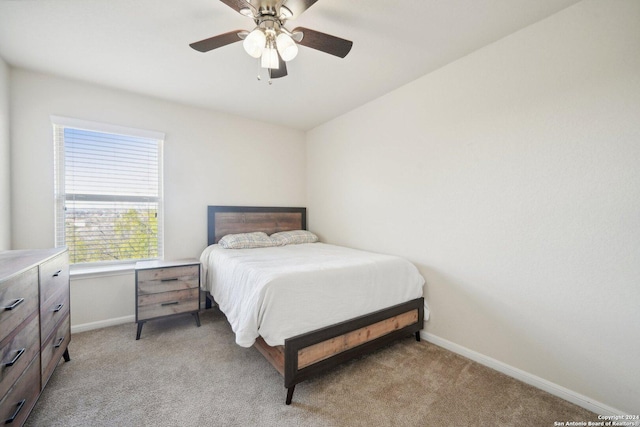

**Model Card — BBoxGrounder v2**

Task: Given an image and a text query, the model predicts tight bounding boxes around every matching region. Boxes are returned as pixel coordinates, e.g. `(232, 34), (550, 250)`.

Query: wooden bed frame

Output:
(206, 206), (425, 405)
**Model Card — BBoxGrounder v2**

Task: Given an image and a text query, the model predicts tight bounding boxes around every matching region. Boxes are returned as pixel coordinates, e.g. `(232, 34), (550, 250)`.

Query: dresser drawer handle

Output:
(4, 348), (26, 367)
(5, 398), (26, 424)
(161, 301), (179, 306)
(2, 298), (24, 311)
(53, 303), (65, 312)
(160, 278), (179, 282)
(54, 336), (65, 348)
(52, 269), (63, 277)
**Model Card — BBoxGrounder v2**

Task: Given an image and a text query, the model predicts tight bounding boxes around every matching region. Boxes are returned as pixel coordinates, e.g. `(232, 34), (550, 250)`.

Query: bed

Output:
(202, 206), (426, 404)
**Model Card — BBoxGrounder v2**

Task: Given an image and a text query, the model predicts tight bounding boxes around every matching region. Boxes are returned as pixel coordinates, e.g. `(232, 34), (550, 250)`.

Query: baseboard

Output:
(71, 315), (135, 334)
(420, 331), (626, 416)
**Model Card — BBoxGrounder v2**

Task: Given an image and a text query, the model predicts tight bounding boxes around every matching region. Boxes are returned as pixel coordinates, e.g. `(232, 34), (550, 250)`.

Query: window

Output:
(53, 116), (164, 266)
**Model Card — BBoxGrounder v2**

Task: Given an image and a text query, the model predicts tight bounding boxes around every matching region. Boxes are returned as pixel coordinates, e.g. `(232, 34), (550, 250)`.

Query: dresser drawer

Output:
(0, 267), (39, 344)
(0, 354), (39, 427)
(40, 288), (70, 345)
(137, 265), (199, 295)
(41, 314), (70, 389)
(137, 288), (199, 321)
(39, 251), (69, 308)
(0, 313), (40, 398)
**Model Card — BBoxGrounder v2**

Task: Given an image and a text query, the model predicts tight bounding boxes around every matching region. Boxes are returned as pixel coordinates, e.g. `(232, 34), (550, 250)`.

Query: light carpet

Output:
(25, 308), (596, 426)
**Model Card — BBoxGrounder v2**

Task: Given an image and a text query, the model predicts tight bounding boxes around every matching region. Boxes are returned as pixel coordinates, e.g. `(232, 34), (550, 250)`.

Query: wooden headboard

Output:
(207, 206), (307, 246)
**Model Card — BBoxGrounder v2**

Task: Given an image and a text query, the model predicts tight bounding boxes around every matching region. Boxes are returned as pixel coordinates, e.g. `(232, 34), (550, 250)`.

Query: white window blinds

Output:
(53, 116), (164, 265)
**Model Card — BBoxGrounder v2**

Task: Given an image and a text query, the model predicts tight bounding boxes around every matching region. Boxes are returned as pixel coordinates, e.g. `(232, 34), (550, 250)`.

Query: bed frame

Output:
(206, 206), (424, 405)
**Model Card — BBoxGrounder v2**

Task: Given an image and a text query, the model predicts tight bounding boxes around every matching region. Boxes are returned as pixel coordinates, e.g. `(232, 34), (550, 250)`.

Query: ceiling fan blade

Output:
(293, 27), (353, 58)
(219, 0), (252, 14)
(282, 0), (319, 19)
(189, 30), (245, 52)
(269, 53), (288, 79)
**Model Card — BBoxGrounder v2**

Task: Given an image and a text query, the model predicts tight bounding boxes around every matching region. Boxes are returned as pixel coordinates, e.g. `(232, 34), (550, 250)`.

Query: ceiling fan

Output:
(189, 0), (353, 82)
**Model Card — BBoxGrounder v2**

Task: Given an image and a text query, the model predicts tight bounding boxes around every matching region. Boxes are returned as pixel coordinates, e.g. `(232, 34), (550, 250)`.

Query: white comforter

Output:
(200, 243), (426, 347)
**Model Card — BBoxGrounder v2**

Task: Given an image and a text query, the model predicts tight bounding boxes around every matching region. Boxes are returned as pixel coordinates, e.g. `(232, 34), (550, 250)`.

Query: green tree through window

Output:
(112, 209), (159, 261)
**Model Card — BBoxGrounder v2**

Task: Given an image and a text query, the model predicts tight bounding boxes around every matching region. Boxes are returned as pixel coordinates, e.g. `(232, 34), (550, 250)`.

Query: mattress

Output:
(200, 242), (426, 347)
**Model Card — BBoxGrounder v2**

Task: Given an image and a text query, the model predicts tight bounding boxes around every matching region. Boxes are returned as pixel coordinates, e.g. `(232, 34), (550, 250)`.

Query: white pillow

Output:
(218, 232), (276, 249)
(270, 230), (319, 246)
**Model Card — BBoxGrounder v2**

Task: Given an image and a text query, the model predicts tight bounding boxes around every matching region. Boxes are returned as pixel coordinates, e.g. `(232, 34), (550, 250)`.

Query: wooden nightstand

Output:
(135, 259), (201, 340)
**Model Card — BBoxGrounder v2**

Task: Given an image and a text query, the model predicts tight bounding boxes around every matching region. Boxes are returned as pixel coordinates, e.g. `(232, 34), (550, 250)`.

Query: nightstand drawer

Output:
(0, 314), (40, 398)
(137, 288), (199, 321)
(137, 265), (199, 295)
(0, 267), (39, 344)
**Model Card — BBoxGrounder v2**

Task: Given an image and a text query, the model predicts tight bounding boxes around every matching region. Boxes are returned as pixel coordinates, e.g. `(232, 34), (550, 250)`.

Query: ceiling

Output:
(0, 0), (580, 131)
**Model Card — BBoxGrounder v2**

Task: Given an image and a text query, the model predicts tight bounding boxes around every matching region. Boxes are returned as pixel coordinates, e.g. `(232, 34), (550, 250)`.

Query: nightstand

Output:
(135, 259), (201, 340)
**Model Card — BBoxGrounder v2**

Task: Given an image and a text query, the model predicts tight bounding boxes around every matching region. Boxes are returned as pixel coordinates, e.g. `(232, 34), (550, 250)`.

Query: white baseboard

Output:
(71, 315), (135, 334)
(420, 331), (626, 416)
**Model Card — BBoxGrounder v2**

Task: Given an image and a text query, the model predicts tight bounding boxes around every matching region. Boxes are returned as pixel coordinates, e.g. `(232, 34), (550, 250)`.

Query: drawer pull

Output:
(53, 303), (65, 312)
(4, 348), (26, 367)
(54, 336), (65, 348)
(161, 301), (179, 306)
(160, 278), (179, 282)
(2, 298), (24, 311)
(5, 399), (26, 424)
(52, 269), (63, 277)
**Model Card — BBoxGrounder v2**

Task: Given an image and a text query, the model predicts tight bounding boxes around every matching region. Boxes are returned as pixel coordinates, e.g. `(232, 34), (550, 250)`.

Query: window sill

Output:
(70, 263), (137, 279)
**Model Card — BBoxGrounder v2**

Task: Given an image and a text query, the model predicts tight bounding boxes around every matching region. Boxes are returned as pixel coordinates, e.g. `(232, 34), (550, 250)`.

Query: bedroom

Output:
(0, 0), (638, 424)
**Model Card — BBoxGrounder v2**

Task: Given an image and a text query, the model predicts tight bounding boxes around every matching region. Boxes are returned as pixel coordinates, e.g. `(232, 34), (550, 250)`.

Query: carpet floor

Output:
(25, 308), (596, 426)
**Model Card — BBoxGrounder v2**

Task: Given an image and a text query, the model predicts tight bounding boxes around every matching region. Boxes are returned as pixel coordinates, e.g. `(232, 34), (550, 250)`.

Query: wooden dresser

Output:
(0, 248), (70, 426)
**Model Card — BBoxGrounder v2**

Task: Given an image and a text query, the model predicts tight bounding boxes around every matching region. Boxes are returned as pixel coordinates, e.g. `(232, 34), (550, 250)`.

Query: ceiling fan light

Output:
(261, 47), (279, 69)
(280, 6), (293, 19)
(276, 32), (298, 61)
(243, 29), (266, 58)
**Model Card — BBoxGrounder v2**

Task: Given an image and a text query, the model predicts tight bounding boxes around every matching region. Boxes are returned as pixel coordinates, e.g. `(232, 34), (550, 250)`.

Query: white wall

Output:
(10, 68), (306, 327)
(306, 0), (639, 415)
(0, 56), (9, 250)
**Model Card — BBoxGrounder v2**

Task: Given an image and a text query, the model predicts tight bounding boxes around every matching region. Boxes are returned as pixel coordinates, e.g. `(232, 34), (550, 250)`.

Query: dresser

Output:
(0, 248), (70, 426)
(135, 259), (201, 340)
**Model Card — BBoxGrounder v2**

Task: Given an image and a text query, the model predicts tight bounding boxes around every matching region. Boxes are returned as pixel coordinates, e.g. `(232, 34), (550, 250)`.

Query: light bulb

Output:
(261, 46), (279, 69)
(276, 32), (298, 62)
(243, 29), (265, 58)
